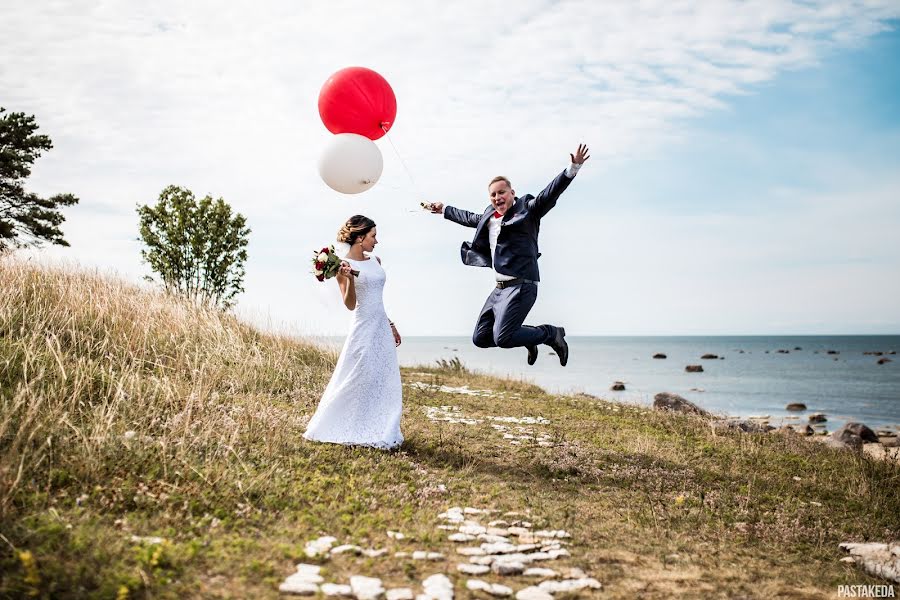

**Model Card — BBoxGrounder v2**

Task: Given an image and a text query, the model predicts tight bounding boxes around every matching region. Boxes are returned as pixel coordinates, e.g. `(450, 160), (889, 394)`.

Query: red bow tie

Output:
(493, 211), (503, 219)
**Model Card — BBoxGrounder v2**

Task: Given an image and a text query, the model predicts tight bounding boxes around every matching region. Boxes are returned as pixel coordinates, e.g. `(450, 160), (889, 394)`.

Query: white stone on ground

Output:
(320, 583), (353, 597)
(547, 549), (570, 559)
(464, 507), (490, 514)
(387, 531), (406, 540)
(422, 573), (454, 600)
(515, 587), (553, 600)
(538, 578), (602, 593)
(839, 542), (900, 583)
(437, 525), (459, 531)
(491, 561), (525, 575)
(563, 567), (586, 579)
(350, 575), (386, 600)
(305, 536), (338, 558)
(470, 556), (494, 565)
(523, 568), (557, 578)
(488, 520), (510, 527)
(130, 535), (166, 545)
(459, 524), (487, 535)
(457, 563), (490, 575)
(477, 534), (510, 543)
(288, 564), (324, 584)
(395, 552), (410, 558)
(385, 588), (414, 600)
(533, 530), (570, 539)
(362, 548), (388, 558)
(506, 527), (530, 536)
(279, 574), (319, 595)
(457, 547), (486, 556)
(466, 580), (513, 597)
(523, 552), (551, 562)
(331, 544), (362, 555)
(412, 551), (445, 561)
(448, 533), (476, 542)
(481, 542), (517, 554)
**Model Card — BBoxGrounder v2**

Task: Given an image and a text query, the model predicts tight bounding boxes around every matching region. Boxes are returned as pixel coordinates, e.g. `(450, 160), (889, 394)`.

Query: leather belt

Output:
(496, 278), (536, 289)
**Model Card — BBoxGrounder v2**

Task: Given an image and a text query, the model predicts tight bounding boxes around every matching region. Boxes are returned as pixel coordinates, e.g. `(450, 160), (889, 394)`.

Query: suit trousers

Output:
(472, 282), (555, 349)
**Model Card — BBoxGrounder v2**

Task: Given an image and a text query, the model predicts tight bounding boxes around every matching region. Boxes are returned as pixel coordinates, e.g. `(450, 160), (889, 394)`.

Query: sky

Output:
(3, 1), (900, 337)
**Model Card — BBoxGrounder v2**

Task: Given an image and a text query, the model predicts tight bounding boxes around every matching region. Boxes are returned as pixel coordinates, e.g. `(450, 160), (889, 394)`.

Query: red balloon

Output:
(318, 67), (397, 140)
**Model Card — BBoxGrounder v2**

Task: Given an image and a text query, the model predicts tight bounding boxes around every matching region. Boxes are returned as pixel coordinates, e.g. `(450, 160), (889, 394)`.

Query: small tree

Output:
(137, 185), (250, 309)
(0, 107), (79, 252)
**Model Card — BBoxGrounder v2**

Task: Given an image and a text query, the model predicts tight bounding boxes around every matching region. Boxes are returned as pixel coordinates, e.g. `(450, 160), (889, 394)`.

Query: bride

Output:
(304, 215), (404, 449)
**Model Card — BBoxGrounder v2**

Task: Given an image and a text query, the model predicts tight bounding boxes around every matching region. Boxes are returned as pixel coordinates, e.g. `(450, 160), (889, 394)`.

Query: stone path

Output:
(278, 506), (601, 598)
(421, 404), (555, 448)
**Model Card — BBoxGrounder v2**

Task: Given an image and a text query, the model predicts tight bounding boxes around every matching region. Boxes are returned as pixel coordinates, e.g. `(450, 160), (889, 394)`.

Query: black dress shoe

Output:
(527, 345), (538, 366)
(548, 327), (568, 367)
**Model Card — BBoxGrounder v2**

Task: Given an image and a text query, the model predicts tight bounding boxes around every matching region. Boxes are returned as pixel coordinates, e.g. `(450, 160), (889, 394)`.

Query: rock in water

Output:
(808, 413), (827, 423)
(832, 423), (879, 449)
(701, 353), (718, 359)
(785, 403), (807, 411)
(653, 393), (710, 417)
(610, 381), (625, 391)
(653, 353), (667, 359)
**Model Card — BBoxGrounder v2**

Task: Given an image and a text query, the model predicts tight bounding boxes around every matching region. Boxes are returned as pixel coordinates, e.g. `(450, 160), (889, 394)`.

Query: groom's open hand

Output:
(570, 143), (590, 165)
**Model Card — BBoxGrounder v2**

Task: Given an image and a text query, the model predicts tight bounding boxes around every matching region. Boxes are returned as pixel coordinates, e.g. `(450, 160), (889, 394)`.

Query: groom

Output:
(428, 144), (589, 366)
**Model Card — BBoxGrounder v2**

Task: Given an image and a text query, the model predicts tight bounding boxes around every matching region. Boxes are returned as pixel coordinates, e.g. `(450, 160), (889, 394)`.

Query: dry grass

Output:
(1, 257), (898, 599)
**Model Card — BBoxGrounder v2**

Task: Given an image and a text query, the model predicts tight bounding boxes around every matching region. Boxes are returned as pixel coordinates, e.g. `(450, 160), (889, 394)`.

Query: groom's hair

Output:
(337, 215), (376, 245)
(488, 176), (511, 189)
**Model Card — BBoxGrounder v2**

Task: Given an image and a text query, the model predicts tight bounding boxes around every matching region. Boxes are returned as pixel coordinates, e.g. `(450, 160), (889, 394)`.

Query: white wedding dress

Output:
(304, 255), (404, 449)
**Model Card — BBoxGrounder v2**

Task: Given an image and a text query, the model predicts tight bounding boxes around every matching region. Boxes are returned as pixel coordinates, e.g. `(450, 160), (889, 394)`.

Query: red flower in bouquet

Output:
(312, 245), (359, 281)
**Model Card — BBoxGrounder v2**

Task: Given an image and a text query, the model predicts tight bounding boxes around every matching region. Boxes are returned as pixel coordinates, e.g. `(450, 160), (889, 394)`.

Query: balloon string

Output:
(381, 125), (423, 205)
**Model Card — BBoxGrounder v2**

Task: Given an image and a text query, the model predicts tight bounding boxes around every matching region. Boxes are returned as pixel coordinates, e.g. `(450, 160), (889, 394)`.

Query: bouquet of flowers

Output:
(312, 246), (359, 282)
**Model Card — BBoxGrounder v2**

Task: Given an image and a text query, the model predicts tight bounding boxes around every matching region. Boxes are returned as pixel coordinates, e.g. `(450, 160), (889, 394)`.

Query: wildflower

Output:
(19, 550), (40, 595)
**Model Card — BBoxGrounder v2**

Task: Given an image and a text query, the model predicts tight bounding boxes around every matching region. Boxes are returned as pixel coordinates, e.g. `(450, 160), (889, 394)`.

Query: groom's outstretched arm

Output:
(428, 202), (481, 228)
(527, 143), (590, 220)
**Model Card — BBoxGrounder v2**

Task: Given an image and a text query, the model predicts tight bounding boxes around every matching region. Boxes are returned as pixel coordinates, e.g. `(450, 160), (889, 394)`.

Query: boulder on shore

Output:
(831, 422), (879, 449)
(785, 403), (807, 411)
(653, 393), (710, 417)
(808, 413), (827, 423)
(685, 365), (704, 373)
(652, 353), (667, 359)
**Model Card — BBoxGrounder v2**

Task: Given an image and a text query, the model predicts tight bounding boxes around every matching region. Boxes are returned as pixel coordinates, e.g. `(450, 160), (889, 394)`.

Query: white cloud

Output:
(4, 0), (899, 335)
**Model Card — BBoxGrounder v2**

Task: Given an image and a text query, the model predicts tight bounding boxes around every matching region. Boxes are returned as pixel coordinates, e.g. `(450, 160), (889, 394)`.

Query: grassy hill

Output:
(1, 258), (897, 599)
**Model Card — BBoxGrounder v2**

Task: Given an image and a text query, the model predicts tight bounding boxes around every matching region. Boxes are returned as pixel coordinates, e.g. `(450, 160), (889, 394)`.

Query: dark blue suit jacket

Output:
(443, 169), (574, 282)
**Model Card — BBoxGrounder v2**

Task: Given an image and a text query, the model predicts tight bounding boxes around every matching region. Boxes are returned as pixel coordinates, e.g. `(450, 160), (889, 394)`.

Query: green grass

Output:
(1, 257), (898, 599)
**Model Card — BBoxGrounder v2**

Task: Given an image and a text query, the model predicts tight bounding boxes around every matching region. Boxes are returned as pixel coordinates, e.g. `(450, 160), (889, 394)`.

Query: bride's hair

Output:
(337, 215), (376, 245)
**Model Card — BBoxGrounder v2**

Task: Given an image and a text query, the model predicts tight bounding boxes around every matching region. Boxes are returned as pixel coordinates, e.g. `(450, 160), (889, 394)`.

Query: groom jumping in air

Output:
(428, 144), (589, 367)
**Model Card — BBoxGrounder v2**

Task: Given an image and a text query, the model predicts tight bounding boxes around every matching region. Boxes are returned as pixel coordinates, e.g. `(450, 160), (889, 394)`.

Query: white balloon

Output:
(318, 133), (383, 194)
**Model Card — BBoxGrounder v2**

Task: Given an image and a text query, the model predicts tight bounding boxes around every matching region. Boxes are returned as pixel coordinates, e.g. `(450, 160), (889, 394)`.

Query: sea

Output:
(375, 335), (900, 433)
